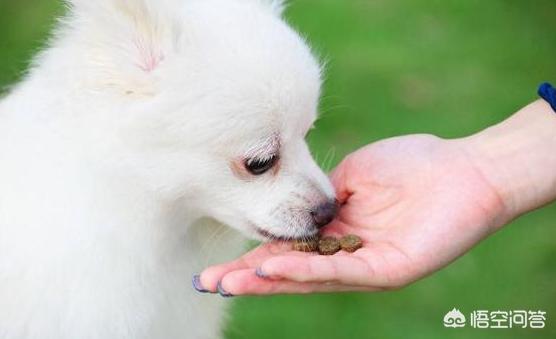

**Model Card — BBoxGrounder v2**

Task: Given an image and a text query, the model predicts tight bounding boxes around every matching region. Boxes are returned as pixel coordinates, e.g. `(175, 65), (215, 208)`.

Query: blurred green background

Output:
(1, 0), (555, 338)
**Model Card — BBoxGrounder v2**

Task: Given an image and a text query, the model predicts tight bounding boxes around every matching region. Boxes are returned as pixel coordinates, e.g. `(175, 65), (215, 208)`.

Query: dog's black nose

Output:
(311, 200), (338, 228)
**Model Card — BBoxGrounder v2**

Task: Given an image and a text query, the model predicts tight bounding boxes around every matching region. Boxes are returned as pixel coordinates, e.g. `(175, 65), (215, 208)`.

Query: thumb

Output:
(330, 155), (356, 204)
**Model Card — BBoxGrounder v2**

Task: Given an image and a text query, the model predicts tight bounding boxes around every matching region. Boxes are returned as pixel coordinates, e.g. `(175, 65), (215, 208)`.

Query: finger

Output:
(258, 252), (378, 286)
(199, 242), (316, 292)
(218, 268), (382, 296)
(199, 257), (251, 292)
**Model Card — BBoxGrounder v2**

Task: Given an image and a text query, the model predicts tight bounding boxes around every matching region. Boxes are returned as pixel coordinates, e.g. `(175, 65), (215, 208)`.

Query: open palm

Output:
(198, 135), (507, 295)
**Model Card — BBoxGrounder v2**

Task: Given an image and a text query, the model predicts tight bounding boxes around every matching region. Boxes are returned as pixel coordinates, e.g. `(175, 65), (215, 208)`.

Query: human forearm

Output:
(459, 100), (556, 223)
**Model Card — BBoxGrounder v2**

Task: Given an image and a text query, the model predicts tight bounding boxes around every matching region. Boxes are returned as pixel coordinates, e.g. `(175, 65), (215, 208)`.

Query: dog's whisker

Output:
(202, 227), (235, 267)
(322, 146), (337, 172)
(199, 222), (228, 254)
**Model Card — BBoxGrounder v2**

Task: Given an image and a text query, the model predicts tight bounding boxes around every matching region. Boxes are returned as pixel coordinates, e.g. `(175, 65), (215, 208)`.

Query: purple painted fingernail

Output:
(192, 275), (209, 293)
(217, 281), (234, 298)
(255, 267), (268, 279)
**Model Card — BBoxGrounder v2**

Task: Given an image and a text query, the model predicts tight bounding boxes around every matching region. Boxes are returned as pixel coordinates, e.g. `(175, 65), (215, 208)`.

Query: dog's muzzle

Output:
(311, 200), (338, 228)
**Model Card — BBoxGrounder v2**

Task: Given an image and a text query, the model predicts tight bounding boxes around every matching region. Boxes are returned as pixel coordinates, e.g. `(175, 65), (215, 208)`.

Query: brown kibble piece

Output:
(340, 234), (363, 252)
(292, 238), (319, 252)
(318, 236), (341, 255)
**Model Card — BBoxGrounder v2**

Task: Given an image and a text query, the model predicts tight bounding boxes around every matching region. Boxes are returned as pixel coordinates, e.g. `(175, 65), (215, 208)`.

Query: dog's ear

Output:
(64, 0), (182, 95)
(257, 0), (287, 16)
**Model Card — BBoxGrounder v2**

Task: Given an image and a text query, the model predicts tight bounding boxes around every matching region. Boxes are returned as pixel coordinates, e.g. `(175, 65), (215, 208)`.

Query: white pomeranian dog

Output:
(0, 0), (337, 338)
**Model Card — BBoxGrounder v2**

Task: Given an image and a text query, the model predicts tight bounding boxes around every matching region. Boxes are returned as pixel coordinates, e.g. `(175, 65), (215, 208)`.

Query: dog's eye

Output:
(244, 155), (278, 175)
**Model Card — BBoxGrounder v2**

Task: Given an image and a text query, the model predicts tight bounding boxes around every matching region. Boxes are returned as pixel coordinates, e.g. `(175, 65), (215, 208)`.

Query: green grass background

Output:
(1, 1), (555, 338)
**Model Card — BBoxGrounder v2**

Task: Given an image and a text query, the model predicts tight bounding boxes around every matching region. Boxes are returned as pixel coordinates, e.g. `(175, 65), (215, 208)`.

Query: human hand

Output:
(196, 134), (511, 296)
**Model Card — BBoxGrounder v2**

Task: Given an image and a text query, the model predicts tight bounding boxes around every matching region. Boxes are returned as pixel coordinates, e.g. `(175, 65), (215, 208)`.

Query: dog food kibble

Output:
(291, 234), (363, 255)
(292, 238), (319, 252)
(340, 234), (363, 252)
(318, 236), (341, 255)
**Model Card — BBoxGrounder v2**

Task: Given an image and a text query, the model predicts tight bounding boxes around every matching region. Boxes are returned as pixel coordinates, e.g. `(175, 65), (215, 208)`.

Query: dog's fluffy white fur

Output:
(0, 0), (335, 338)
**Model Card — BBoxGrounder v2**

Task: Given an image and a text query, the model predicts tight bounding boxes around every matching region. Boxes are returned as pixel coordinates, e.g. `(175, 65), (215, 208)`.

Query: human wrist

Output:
(456, 100), (556, 223)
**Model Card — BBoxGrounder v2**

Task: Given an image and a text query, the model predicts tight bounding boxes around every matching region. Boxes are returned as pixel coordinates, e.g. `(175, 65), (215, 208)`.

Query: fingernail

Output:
(255, 267), (268, 279)
(217, 281), (234, 298)
(192, 275), (209, 293)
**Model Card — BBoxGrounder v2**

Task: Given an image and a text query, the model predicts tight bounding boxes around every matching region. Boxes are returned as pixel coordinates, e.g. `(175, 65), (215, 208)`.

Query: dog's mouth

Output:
(253, 224), (319, 242)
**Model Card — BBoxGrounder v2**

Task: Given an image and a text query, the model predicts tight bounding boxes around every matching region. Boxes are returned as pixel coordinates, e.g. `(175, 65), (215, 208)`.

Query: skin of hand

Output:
(198, 100), (556, 296)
